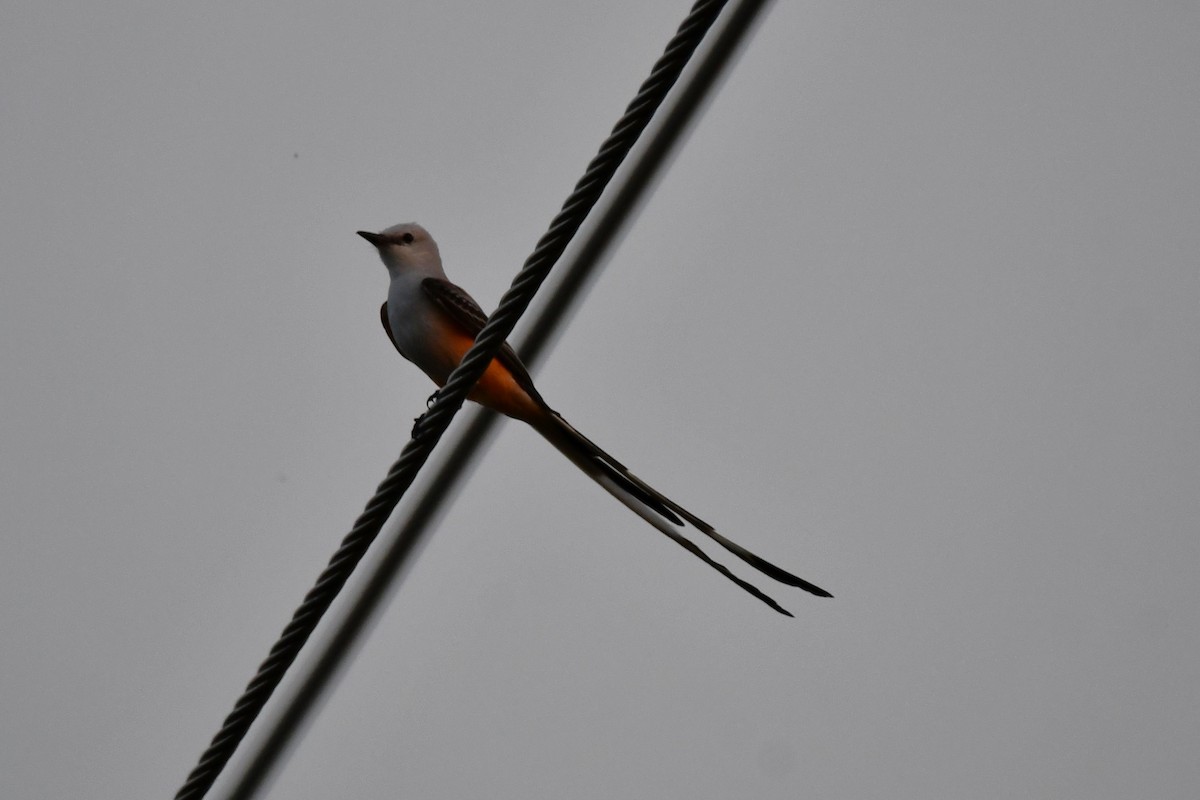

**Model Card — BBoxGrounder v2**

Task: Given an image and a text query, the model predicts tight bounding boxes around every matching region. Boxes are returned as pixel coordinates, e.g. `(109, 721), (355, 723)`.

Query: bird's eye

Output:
(401, 232), (414, 244)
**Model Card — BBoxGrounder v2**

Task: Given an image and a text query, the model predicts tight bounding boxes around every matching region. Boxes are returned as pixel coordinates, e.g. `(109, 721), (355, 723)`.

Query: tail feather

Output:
(592, 473), (793, 617)
(538, 411), (832, 612)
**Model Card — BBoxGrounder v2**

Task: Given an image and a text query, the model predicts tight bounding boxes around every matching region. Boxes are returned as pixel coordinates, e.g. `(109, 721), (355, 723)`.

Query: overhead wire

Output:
(172, 1), (751, 797)
(222, 0), (774, 797)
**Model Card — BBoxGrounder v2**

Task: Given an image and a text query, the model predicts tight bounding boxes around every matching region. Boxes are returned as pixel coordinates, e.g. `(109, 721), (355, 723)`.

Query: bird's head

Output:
(357, 222), (442, 276)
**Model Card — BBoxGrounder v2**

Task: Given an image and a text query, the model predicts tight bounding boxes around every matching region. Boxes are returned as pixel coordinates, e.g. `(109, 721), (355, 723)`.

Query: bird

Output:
(358, 222), (831, 615)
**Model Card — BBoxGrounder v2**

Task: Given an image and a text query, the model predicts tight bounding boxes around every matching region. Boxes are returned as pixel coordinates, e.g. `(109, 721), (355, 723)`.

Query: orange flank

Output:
(439, 327), (545, 425)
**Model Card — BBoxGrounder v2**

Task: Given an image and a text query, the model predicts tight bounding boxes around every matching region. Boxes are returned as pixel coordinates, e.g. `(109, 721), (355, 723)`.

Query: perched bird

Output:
(359, 222), (831, 615)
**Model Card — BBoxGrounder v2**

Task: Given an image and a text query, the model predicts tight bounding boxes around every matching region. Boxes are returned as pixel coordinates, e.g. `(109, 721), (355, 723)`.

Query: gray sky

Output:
(3, 1), (1198, 798)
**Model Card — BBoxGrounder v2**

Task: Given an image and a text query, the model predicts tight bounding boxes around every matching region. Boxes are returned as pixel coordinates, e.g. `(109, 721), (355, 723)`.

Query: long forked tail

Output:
(534, 411), (832, 616)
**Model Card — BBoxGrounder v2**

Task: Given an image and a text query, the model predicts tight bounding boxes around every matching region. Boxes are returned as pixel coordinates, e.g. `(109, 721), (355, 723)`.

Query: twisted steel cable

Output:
(223, 3), (773, 798)
(174, 1), (730, 797)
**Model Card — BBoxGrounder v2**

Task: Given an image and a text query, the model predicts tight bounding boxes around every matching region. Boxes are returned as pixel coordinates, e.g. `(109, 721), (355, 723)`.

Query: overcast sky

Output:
(2, 1), (1198, 798)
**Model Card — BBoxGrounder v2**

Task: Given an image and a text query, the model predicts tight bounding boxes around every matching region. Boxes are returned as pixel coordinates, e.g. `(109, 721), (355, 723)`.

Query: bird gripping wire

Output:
(173, 2), (733, 798)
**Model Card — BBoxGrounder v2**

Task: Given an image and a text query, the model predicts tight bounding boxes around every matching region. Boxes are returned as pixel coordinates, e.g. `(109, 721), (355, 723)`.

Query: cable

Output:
(220, 1), (775, 796)
(173, 2), (733, 797)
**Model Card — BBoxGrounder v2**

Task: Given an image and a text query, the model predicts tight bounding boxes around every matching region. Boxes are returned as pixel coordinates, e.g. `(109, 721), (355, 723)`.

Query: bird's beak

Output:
(357, 230), (385, 247)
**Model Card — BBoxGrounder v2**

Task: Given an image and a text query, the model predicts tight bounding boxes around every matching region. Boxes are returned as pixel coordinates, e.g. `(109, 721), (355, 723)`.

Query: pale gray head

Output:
(357, 222), (443, 276)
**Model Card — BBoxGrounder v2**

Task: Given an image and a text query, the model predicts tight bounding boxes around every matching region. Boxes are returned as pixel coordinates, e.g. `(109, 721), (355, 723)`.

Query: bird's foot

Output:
(425, 390), (440, 408)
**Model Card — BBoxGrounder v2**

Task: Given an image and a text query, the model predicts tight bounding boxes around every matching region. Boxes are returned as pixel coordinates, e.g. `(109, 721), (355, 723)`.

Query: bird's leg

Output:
(410, 390), (441, 439)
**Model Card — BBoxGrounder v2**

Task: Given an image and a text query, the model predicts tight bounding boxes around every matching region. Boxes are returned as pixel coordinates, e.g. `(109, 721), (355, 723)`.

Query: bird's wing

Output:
(379, 302), (407, 358)
(420, 277), (545, 404)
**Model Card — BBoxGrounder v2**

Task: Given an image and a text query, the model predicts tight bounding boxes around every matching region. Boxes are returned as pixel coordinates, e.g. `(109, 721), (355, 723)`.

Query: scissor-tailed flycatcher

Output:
(359, 222), (831, 615)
